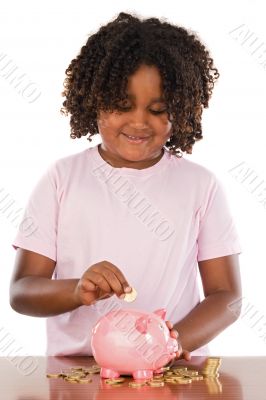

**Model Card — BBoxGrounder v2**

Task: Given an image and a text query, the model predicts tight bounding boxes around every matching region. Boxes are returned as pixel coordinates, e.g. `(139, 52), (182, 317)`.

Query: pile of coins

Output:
(47, 357), (222, 388)
(201, 357), (221, 378)
(101, 365), (204, 388)
(201, 357), (222, 394)
(46, 365), (100, 384)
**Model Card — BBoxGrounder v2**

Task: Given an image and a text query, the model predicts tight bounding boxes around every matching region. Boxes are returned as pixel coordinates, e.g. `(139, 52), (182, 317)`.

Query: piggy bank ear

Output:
(135, 316), (148, 334)
(153, 309), (166, 320)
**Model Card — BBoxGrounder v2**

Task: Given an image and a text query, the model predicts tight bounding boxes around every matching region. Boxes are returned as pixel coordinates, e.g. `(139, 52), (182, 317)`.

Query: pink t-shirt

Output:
(12, 144), (242, 356)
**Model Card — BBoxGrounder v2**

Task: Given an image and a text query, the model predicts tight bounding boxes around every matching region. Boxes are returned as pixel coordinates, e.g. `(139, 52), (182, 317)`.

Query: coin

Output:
(46, 373), (61, 378)
(129, 381), (146, 387)
(86, 366), (101, 374)
(111, 378), (126, 383)
(105, 379), (117, 385)
(161, 366), (170, 372)
(172, 367), (187, 371)
(105, 378), (126, 385)
(124, 287), (137, 302)
(182, 370), (198, 376)
(165, 371), (174, 376)
(148, 381), (165, 387)
(190, 375), (204, 381)
(79, 378), (92, 383)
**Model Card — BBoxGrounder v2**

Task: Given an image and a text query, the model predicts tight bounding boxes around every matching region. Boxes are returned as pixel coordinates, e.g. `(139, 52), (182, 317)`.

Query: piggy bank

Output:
(91, 308), (178, 380)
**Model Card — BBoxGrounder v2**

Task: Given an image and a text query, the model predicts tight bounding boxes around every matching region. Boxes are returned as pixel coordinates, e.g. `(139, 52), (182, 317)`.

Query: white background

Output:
(1, 0), (266, 357)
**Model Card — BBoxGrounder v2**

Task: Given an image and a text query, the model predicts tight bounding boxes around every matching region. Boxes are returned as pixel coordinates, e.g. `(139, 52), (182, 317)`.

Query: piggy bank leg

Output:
(132, 370), (153, 380)
(100, 367), (120, 379)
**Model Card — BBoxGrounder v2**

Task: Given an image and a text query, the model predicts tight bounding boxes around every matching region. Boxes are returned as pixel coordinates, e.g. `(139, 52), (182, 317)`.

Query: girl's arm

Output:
(10, 249), (131, 317)
(173, 254), (242, 351)
(9, 248), (84, 317)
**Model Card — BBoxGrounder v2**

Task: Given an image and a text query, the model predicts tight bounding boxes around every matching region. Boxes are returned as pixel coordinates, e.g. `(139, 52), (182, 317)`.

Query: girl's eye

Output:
(117, 106), (131, 111)
(150, 109), (167, 115)
(116, 106), (167, 115)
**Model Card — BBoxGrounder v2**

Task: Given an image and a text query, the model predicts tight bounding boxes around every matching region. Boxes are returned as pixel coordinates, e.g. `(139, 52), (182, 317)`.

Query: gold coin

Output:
(87, 368), (100, 374)
(105, 379), (117, 385)
(129, 381), (146, 387)
(203, 373), (220, 378)
(65, 378), (79, 383)
(124, 287), (137, 302)
(46, 373), (61, 378)
(175, 378), (192, 384)
(78, 378), (92, 383)
(71, 372), (86, 378)
(110, 378), (126, 383)
(148, 381), (165, 387)
(190, 376), (204, 381)
(184, 370), (198, 376)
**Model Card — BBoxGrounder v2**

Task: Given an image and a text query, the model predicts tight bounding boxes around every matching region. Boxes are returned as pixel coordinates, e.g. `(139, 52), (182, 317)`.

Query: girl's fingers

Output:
(100, 267), (126, 297)
(80, 279), (97, 292)
(170, 329), (178, 339)
(103, 261), (132, 294)
(165, 321), (179, 338)
(182, 350), (191, 361)
(165, 320), (173, 329)
(175, 349), (191, 361)
(82, 271), (112, 293)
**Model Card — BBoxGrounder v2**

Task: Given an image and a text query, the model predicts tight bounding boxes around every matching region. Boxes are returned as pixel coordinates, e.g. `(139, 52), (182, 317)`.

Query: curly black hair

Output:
(60, 11), (220, 157)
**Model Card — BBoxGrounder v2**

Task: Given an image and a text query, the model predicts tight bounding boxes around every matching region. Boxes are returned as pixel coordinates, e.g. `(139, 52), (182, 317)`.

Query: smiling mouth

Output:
(121, 132), (151, 143)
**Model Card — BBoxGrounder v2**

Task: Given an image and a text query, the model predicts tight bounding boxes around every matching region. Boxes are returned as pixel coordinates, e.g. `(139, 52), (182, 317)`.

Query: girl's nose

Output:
(128, 108), (149, 127)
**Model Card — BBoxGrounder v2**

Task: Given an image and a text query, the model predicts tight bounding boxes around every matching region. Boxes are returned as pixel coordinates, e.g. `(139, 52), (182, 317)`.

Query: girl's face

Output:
(97, 64), (173, 169)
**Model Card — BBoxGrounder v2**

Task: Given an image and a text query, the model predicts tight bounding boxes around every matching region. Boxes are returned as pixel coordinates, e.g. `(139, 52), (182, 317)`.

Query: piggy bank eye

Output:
(159, 324), (164, 330)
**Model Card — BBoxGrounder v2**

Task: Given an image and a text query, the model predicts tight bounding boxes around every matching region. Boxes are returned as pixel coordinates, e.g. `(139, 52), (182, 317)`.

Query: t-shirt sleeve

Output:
(197, 174), (242, 262)
(11, 163), (59, 261)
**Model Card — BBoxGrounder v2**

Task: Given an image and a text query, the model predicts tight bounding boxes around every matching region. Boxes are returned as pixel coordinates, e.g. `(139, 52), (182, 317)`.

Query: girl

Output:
(10, 11), (242, 359)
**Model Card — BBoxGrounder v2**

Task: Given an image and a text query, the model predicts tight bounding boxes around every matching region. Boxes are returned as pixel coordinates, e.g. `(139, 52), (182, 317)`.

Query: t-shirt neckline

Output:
(90, 143), (170, 176)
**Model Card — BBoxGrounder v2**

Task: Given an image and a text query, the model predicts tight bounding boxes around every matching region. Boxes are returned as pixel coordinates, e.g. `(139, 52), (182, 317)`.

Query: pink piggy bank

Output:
(91, 308), (178, 380)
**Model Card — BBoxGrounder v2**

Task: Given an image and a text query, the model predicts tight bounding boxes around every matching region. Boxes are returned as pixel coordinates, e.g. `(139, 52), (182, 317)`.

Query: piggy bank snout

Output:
(167, 337), (179, 353)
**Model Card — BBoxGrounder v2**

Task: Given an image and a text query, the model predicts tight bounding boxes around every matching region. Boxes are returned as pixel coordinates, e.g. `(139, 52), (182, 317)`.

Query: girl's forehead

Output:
(127, 64), (162, 85)
(123, 66), (165, 100)
(124, 93), (166, 104)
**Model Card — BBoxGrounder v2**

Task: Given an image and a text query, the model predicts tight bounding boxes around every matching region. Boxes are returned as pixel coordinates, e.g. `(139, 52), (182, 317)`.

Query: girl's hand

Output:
(74, 260), (132, 306)
(165, 320), (191, 361)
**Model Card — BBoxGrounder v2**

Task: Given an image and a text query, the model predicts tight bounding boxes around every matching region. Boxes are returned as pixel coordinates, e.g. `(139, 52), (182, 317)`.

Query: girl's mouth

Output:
(121, 133), (150, 144)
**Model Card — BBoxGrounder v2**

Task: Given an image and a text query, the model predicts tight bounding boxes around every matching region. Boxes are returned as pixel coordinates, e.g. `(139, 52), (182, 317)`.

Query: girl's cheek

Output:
(100, 113), (124, 130)
(97, 116), (108, 129)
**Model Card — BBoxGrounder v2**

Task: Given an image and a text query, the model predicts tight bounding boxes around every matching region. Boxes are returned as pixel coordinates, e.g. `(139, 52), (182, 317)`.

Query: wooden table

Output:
(1, 356), (265, 399)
